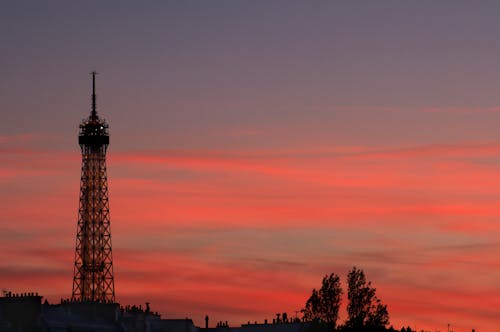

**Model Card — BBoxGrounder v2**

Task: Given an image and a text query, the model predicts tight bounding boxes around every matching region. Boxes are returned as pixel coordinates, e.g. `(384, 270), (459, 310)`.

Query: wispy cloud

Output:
(334, 105), (500, 114)
(2, 141), (500, 330)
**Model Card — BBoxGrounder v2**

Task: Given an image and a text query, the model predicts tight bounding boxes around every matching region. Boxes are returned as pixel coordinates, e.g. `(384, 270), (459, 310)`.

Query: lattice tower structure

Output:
(72, 72), (115, 302)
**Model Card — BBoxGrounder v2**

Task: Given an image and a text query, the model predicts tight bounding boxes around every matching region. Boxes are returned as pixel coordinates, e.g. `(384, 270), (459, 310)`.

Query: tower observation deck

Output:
(72, 71), (115, 302)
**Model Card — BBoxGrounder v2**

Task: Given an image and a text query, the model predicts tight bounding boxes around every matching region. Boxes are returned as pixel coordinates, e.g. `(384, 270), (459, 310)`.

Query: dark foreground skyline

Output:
(1, 2), (500, 331)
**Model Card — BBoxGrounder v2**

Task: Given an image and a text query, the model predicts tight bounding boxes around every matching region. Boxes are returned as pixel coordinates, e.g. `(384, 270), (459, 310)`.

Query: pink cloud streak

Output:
(2, 140), (500, 330)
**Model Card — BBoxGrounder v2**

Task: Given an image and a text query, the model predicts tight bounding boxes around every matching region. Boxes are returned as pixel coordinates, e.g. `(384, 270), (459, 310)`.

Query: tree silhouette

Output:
(302, 273), (342, 331)
(345, 267), (389, 330)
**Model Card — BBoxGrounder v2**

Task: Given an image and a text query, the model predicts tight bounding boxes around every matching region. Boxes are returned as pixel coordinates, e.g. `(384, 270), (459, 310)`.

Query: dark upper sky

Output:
(3, 1), (500, 149)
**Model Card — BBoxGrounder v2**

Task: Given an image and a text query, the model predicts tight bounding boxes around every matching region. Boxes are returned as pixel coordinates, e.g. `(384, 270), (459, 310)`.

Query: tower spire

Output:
(91, 71), (98, 120)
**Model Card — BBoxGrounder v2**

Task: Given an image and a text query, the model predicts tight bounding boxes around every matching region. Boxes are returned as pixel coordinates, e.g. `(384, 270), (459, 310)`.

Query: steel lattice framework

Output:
(72, 72), (115, 303)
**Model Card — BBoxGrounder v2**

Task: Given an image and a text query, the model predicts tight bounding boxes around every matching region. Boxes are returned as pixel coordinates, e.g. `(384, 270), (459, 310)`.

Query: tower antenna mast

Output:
(91, 71), (98, 120)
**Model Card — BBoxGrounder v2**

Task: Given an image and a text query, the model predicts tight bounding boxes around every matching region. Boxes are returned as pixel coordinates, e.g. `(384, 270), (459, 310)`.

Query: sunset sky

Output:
(2, 1), (500, 331)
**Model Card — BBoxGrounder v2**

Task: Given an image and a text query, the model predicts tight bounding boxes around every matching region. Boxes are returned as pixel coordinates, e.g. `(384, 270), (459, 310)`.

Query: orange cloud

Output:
(2, 141), (500, 330)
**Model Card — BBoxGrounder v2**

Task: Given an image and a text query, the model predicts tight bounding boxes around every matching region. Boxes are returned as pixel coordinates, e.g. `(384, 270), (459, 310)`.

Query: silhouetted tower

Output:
(72, 72), (115, 302)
